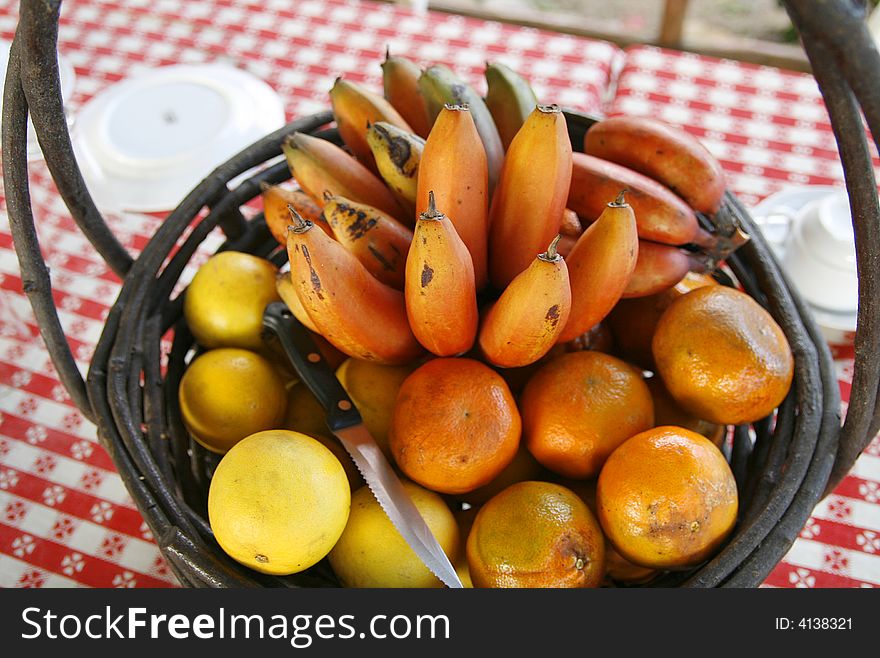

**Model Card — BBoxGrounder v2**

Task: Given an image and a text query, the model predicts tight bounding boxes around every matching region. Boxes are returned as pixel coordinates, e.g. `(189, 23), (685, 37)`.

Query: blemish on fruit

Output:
(301, 245), (324, 300)
(368, 244), (395, 271)
(255, 554), (269, 563)
(339, 203), (377, 240)
(421, 263), (434, 287)
(379, 126), (416, 175)
(545, 304), (560, 328)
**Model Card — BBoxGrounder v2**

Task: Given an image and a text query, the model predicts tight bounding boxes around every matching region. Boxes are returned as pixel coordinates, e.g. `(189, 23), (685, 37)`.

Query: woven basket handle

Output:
(1, 0), (243, 422)
(783, 0), (880, 494)
(2, 1), (115, 420)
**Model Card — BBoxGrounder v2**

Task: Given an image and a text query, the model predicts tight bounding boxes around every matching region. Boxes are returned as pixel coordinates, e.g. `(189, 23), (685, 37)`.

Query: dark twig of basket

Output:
(2, 36), (95, 418)
(784, 0), (880, 496)
(12, 0), (133, 277)
(0, 0), (873, 587)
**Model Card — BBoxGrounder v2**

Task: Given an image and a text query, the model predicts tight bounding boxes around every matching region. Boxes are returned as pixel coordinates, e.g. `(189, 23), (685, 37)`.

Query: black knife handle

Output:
(262, 301), (362, 432)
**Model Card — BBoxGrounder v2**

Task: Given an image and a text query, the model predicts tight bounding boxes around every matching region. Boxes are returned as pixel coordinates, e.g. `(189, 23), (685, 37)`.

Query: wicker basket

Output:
(3, 0), (879, 587)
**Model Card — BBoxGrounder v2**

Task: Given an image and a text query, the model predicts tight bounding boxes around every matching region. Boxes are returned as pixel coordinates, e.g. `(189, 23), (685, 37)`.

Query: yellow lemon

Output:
(184, 251), (280, 350)
(208, 430), (351, 575)
(328, 481), (460, 588)
(283, 380), (329, 437)
(335, 358), (417, 459)
(178, 348), (287, 454)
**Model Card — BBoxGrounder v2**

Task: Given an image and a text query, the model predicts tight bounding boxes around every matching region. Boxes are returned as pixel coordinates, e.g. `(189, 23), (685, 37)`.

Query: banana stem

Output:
(684, 226), (752, 275)
(420, 190), (445, 221)
(691, 226), (751, 269)
(686, 251), (714, 274)
(538, 234), (563, 262)
(287, 204), (313, 233)
(610, 189), (629, 207)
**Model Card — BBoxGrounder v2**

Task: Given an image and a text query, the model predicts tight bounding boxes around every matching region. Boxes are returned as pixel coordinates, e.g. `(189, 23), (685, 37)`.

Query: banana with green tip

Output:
(485, 61), (539, 150)
(418, 64), (504, 193)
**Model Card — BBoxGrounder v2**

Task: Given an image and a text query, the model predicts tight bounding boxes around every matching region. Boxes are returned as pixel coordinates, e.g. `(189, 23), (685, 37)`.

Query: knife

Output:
(261, 301), (463, 588)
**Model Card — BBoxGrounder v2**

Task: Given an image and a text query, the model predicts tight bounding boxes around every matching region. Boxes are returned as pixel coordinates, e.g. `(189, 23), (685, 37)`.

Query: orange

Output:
(605, 271), (716, 369)
(596, 426), (738, 569)
(652, 285), (794, 425)
(521, 351), (654, 479)
(466, 481), (605, 588)
(646, 376), (725, 448)
(389, 358), (521, 495)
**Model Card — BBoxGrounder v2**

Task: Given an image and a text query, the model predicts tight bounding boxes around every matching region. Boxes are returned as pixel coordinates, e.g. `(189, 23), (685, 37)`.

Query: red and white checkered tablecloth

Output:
(0, 0), (877, 588)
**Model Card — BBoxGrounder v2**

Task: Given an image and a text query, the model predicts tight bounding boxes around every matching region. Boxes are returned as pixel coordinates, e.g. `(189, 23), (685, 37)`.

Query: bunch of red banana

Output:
(262, 53), (742, 369)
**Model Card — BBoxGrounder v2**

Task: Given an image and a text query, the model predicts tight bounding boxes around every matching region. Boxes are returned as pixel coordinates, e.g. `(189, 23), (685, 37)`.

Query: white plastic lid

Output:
(0, 39), (77, 161)
(71, 63), (285, 212)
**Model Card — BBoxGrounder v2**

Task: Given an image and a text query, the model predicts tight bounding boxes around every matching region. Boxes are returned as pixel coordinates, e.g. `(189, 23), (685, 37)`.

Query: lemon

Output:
(183, 251), (280, 350)
(328, 481), (460, 588)
(283, 380), (329, 438)
(208, 430), (351, 576)
(178, 348), (287, 454)
(335, 358), (416, 459)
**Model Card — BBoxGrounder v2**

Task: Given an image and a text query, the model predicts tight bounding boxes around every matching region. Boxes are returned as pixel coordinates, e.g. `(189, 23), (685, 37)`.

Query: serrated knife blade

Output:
(262, 302), (463, 588)
(332, 423), (463, 588)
